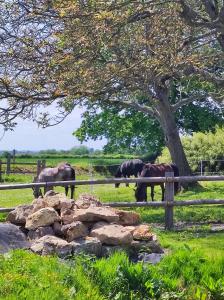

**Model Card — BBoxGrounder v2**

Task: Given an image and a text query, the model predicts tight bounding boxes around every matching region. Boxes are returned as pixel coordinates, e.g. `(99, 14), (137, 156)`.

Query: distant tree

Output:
(2, 151), (11, 159)
(70, 145), (90, 155)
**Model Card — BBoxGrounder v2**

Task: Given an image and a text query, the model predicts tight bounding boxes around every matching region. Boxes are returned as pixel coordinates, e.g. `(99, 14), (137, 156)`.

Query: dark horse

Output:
(33, 162), (76, 199)
(115, 159), (145, 188)
(135, 163), (179, 202)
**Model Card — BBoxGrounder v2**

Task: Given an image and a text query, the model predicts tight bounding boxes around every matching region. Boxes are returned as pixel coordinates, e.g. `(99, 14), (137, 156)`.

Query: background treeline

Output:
(0, 146), (136, 160)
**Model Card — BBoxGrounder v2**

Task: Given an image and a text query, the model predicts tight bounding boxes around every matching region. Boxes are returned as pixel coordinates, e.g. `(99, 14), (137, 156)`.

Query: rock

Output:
(44, 190), (57, 197)
(73, 207), (119, 223)
(30, 235), (72, 257)
(61, 222), (88, 242)
(59, 199), (75, 211)
(91, 221), (108, 229)
(101, 245), (125, 257)
(53, 222), (63, 237)
(138, 253), (164, 264)
(61, 208), (75, 225)
(32, 192), (75, 212)
(124, 226), (136, 234)
(32, 198), (46, 212)
(114, 209), (141, 226)
(70, 237), (102, 256)
(130, 240), (164, 254)
(0, 223), (30, 253)
(90, 223), (133, 245)
(6, 205), (34, 225)
(75, 194), (102, 209)
(44, 192), (75, 210)
(27, 226), (54, 240)
(25, 207), (60, 230)
(132, 224), (153, 241)
(42, 192), (61, 209)
(82, 221), (98, 230)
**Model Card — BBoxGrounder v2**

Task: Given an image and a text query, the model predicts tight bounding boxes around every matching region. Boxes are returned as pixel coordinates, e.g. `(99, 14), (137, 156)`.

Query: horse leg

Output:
(126, 176), (129, 187)
(161, 183), (165, 201)
(70, 185), (75, 199)
(65, 186), (69, 197)
(151, 185), (154, 202)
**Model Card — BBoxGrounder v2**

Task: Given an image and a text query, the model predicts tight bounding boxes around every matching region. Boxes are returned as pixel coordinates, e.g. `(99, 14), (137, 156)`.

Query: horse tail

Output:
(170, 163), (179, 194)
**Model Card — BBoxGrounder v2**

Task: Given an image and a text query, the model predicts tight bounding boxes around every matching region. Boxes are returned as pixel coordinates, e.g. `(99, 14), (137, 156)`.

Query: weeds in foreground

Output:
(0, 248), (224, 300)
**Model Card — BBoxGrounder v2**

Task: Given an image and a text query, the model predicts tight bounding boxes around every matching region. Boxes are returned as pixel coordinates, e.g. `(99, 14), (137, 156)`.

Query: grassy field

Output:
(0, 165), (224, 299)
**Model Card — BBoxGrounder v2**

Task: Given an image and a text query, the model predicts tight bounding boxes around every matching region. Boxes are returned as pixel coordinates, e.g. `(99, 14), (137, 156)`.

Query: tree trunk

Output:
(154, 85), (196, 188)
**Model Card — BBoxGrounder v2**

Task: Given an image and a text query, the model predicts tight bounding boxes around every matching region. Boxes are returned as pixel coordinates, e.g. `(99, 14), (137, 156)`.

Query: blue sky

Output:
(0, 107), (106, 151)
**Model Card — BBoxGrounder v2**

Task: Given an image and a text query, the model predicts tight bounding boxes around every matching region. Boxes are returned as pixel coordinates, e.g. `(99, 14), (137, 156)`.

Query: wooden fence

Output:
(1, 173), (224, 230)
(0, 159), (46, 180)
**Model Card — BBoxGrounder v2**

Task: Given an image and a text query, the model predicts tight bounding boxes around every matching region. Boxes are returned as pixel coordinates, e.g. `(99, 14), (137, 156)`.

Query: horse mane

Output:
(57, 162), (71, 170)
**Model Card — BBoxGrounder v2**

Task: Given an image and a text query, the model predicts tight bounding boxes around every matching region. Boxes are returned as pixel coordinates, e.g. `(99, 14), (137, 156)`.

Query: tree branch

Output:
(172, 94), (206, 112)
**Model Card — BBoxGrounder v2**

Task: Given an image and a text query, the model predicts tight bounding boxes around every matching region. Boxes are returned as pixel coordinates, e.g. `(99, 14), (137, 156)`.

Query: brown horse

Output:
(135, 163), (179, 202)
(33, 162), (76, 199)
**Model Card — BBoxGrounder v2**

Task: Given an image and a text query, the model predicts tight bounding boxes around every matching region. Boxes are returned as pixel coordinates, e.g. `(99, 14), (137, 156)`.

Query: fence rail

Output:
(0, 159), (46, 178)
(1, 174), (224, 230)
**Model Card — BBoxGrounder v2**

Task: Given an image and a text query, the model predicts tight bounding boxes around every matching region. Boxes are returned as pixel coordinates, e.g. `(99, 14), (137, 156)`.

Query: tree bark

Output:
(153, 85), (196, 188)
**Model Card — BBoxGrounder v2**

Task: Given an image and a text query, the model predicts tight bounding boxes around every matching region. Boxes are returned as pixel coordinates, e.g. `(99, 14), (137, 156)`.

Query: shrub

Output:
(157, 126), (224, 172)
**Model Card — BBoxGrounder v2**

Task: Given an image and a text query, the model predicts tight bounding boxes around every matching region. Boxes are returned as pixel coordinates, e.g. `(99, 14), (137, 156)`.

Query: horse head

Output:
(135, 183), (147, 202)
(114, 166), (122, 188)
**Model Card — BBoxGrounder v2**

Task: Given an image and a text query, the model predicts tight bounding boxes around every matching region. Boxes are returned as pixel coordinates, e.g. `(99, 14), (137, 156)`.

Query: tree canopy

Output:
(1, 0), (224, 176)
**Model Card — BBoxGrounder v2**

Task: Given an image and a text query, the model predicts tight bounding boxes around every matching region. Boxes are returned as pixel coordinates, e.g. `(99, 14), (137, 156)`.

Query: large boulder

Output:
(0, 223), (30, 253)
(30, 235), (72, 257)
(61, 221), (88, 242)
(70, 237), (102, 257)
(25, 208), (60, 230)
(90, 223), (133, 245)
(6, 205), (34, 225)
(73, 206), (119, 223)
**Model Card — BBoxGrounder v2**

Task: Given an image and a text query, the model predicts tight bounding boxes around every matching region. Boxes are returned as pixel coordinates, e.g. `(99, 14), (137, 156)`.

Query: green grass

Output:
(0, 248), (224, 300)
(0, 171), (224, 299)
(3, 157), (124, 169)
(1, 174), (224, 225)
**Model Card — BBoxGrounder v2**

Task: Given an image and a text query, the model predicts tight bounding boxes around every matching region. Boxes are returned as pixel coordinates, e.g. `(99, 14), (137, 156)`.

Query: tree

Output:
(70, 145), (91, 155)
(75, 86), (224, 154)
(48, 1), (224, 177)
(75, 105), (164, 155)
(1, 1), (224, 178)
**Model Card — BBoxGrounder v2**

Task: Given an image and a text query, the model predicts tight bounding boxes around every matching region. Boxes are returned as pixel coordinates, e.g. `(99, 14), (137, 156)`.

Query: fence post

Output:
(6, 156), (11, 175)
(37, 160), (42, 177)
(164, 171), (174, 230)
(0, 160), (2, 182)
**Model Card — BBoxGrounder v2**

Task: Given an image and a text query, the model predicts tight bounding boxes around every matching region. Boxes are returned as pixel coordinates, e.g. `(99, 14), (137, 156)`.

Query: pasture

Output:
(0, 159), (224, 299)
